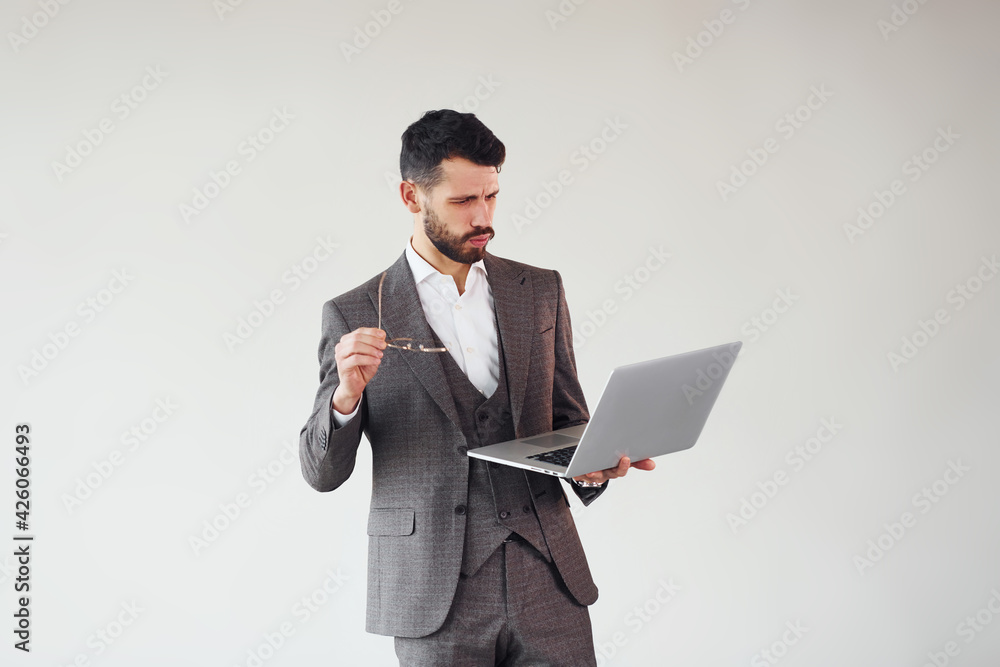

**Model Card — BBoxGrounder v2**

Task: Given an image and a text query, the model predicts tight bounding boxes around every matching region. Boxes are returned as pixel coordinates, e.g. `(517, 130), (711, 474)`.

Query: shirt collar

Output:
(405, 237), (488, 287)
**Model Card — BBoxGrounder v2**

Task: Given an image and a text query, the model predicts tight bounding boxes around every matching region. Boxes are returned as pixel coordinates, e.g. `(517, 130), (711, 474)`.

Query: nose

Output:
(471, 199), (491, 228)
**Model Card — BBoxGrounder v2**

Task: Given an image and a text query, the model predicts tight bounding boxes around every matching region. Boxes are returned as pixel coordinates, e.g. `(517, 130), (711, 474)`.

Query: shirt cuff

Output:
(331, 396), (360, 428)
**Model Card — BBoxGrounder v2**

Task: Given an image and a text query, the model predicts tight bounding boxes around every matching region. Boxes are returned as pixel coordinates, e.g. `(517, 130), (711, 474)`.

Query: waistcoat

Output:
(436, 318), (553, 576)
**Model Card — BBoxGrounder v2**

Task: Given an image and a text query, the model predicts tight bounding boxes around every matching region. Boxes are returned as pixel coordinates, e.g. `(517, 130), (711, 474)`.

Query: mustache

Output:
(464, 229), (495, 241)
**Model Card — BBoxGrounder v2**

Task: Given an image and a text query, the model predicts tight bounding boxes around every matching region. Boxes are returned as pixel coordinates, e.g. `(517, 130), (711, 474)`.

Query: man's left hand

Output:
(573, 456), (656, 485)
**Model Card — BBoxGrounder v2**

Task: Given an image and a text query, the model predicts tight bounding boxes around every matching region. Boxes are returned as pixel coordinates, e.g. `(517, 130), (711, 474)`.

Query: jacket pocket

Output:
(367, 508), (415, 536)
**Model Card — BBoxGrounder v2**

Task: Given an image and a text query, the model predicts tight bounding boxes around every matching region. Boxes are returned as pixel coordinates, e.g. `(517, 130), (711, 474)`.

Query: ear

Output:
(400, 181), (422, 214)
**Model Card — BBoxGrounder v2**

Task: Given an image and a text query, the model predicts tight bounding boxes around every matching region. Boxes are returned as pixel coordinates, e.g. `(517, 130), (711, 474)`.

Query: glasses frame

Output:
(378, 271), (450, 353)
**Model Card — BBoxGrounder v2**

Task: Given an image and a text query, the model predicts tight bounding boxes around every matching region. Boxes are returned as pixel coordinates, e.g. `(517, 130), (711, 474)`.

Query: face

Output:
(412, 157), (499, 265)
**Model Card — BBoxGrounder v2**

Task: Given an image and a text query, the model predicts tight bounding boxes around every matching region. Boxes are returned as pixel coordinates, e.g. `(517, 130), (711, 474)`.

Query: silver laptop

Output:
(467, 341), (742, 478)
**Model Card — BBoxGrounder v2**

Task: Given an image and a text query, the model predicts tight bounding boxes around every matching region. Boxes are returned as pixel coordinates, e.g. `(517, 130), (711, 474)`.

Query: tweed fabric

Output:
(299, 251), (605, 638)
(394, 539), (597, 666)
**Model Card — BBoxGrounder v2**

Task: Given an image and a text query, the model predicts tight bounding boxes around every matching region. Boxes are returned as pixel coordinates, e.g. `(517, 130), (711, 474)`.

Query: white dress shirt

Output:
(333, 238), (500, 425)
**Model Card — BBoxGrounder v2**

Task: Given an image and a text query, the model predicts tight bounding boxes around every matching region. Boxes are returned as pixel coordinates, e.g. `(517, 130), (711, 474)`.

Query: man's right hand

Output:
(331, 327), (386, 414)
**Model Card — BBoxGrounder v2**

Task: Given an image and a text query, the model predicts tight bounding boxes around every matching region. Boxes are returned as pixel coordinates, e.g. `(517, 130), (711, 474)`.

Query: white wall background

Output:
(2, 0), (998, 665)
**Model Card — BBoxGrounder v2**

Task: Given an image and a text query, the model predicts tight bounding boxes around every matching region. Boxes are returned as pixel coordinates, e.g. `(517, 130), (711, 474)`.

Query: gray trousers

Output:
(394, 538), (597, 666)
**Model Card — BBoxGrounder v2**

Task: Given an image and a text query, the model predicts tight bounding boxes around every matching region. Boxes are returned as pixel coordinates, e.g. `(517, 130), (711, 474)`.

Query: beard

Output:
(422, 205), (494, 265)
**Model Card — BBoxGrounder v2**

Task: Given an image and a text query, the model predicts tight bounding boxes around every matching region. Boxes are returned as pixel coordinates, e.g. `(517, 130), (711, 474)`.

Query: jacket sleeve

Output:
(550, 270), (609, 506)
(299, 299), (368, 492)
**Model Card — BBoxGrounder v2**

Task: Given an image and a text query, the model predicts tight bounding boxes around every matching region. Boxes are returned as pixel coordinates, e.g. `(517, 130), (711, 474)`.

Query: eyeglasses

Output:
(378, 271), (450, 353)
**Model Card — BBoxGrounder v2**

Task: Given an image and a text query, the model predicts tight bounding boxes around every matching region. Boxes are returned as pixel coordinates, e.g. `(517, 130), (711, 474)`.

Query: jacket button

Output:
(478, 414), (489, 421)
(455, 505), (466, 515)
(457, 446), (468, 455)
(499, 511), (509, 519)
(490, 462), (500, 469)
(523, 506), (531, 513)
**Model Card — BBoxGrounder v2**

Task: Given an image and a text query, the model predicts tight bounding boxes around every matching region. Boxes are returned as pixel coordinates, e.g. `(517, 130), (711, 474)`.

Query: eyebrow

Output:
(448, 189), (500, 201)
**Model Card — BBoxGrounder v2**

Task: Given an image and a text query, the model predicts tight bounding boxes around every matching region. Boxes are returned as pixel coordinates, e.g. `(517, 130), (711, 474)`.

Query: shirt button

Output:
(523, 506), (531, 514)
(466, 346), (474, 353)
(455, 304), (462, 310)
(499, 511), (510, 520)
(455, 505), (467, 516)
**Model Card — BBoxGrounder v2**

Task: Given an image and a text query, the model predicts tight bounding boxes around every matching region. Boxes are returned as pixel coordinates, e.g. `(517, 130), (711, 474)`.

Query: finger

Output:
(337, 338), (386, 360)
(617, 456), (631, 476)
(631, 458), (656, 471)
(337, 350), (383, 372)
(343, 354), (382, 368)
(344, 331), (388, 350)
(354, 327), (386, 339)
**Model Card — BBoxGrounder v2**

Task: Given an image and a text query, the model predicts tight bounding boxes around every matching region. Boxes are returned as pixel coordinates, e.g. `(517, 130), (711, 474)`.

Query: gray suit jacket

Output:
(299, 250), (606, 637)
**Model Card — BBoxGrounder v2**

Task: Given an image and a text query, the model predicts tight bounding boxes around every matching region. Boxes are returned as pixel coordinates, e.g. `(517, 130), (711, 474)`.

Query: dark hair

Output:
(399, 109), (506, 192)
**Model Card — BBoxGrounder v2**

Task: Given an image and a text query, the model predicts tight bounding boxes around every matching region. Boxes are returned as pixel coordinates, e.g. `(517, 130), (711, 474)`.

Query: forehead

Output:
(435, 157), (499, 194)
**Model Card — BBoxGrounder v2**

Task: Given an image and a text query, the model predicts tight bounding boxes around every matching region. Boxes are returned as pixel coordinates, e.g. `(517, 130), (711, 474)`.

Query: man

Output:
(299, 109), (654, 666)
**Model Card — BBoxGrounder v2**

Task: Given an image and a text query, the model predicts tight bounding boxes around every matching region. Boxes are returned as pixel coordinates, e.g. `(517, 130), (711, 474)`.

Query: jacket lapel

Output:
(483, 253), (532, 433)
(369, 251), (535, 436)
(368, 252), (462, 431)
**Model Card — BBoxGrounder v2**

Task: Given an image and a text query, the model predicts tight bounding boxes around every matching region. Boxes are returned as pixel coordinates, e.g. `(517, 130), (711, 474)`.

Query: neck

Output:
(410, 235), (473, 295)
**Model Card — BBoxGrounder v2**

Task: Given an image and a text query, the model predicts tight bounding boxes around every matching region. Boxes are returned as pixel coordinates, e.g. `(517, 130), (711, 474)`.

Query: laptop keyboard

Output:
(527, 445), (577, 467)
